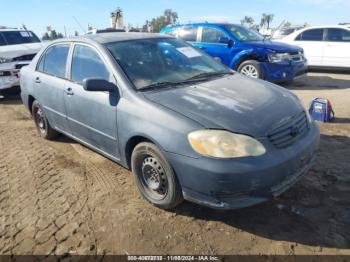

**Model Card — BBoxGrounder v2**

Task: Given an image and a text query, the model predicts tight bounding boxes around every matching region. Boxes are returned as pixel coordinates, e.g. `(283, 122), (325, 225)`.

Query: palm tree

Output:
(260, 13), (274, 29)
(240, 16), (255, 28)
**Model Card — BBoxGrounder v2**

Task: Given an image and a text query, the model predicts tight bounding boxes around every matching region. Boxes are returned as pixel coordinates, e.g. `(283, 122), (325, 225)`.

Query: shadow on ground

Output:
(0, 93), (22, 105)
(283, 73), (350, 90)
(173, 134), (350, 249)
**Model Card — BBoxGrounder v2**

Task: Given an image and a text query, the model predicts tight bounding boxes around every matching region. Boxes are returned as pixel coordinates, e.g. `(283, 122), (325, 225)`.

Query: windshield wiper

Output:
(140, 80), (192, 90)
(187, 71), (233, 81)
(139, 71), (234, 91)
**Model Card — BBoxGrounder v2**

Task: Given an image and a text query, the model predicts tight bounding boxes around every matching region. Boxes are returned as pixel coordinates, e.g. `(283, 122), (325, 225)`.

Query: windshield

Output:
(0, 31), (40, 46)
(106, 38), (231, 90)
(223, 24), (264, 42)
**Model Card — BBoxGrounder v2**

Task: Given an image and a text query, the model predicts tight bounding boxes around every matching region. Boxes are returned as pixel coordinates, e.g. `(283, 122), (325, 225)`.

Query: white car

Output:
(279, 25), (350, 69)
(0, 28), (43, 92)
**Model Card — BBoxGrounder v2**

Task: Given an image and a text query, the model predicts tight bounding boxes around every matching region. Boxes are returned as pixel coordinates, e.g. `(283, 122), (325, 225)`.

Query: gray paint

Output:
(20, 33), (320, 209)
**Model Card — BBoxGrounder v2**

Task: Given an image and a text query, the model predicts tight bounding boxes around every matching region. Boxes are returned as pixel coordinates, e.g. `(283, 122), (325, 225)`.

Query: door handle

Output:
(35, 77), (41, 83)
(65, 87), (74, 96)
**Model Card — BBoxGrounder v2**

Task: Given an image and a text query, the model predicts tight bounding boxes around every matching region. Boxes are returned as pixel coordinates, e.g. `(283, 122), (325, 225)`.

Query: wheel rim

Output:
(140, 156), (168, 200)
(240, 65), (259, 78)
(34, 107), (46, 134)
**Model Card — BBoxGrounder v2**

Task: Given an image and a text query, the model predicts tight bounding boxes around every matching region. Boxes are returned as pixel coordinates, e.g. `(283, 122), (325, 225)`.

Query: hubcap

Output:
(35, 108), (46, 134)
(240, 65), (259, 78)
(141, 157), (168, 198)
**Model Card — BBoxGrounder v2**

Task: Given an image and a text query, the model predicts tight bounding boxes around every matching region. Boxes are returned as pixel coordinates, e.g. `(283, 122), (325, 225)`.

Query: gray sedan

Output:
(20, 33), (320, 210)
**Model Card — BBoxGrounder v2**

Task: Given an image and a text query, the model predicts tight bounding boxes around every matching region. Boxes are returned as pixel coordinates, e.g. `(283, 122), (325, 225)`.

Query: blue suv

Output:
(161, 23), (308, 82)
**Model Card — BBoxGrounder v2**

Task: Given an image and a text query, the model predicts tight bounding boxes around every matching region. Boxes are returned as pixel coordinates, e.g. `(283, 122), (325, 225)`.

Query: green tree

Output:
(240, 16), (255, 28)
(145, 9), (178, 33)
(42, 32), (50, 41)
(260, 13), (274, 29)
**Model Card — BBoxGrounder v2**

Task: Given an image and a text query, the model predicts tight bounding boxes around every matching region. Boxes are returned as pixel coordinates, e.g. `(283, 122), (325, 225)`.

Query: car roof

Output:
(164, 23), (239, 29)
(0, 28), (31, 32)
(53, 32), (172, 45)
(301, 25), (350, 30)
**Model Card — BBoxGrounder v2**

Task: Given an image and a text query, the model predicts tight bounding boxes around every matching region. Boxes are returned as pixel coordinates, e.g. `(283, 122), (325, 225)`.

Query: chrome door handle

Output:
(65, 87), (74, 95)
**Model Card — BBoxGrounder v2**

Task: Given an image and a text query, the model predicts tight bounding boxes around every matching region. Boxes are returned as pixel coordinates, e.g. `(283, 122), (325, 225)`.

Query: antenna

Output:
(73, 16), (86, 33)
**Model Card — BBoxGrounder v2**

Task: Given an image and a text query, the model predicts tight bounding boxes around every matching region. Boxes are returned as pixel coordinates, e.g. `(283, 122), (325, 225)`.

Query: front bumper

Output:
(166, 122), (320, 210)
(261, 60), (308, 83)
(0, 62), (29, 90)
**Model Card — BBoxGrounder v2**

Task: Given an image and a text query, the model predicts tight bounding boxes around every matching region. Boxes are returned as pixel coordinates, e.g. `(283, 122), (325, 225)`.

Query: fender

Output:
(230, 49), (263, 69)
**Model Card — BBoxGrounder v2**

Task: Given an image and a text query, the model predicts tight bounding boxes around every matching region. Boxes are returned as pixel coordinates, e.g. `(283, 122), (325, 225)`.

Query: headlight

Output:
(268, 53), (291, 63)
(188, 130), (266, 158)
(0, 57), (12, 64)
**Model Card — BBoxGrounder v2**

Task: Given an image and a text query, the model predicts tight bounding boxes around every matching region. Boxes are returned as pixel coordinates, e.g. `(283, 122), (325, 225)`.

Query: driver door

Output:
(197, 26), (234, 66)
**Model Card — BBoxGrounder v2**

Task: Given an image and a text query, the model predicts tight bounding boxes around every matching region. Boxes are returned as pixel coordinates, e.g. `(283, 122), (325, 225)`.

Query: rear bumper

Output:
(166, 122), (320, 210)
(261, 60), (308, 83)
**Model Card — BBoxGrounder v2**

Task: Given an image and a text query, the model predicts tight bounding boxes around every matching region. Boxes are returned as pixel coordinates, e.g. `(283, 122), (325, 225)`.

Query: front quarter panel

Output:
(117, 90), (204, 167)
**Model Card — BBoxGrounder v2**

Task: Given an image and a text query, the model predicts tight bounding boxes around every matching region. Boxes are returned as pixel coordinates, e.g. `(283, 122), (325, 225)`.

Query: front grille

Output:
(267, 111), (309, 149)
(0, 71), (12, 76)
(12, 53), (36, 62)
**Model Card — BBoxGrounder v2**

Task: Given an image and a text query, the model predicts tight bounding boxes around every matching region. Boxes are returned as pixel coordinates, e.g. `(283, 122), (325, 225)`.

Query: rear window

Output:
(0, 31), (40, 46)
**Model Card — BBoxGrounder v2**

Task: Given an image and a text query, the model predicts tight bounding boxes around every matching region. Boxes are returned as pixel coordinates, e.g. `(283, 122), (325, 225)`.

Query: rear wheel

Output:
(32, 101), (59, 139)
(131, 142), (183, 210)
(238, 60), (262, 79)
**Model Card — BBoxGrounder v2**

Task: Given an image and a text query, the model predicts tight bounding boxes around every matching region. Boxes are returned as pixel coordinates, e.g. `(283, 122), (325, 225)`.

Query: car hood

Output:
(0, 43), (43, 59)
(244, 40), (301, 53)
(144, 74), (304, 138)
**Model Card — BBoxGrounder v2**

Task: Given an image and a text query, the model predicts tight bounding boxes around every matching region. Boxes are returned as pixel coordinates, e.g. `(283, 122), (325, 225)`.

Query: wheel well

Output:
(125, 136), (152, 169)
(28, 95), (35, 115)
(234, 56), (256, 70)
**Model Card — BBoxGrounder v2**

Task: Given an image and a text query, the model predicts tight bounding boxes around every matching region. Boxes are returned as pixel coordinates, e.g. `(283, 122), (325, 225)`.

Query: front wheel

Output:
(131, 142), (183, 210)
(237, 60), (262, 79)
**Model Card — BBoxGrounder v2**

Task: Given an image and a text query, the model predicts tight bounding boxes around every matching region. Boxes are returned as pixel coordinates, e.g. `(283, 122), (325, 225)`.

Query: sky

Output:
(1, 0), (349, 36)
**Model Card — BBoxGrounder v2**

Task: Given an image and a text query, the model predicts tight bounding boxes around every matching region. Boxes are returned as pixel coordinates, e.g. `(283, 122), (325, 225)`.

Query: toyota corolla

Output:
(20, 33), (320, 210)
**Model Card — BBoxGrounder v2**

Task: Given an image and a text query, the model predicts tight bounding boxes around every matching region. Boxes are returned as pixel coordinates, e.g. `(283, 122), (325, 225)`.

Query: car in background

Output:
(161, 23), (308, 83)
(0, 28), (43, 93)
(279, 25), (350, 69)
(272, 26), (305, 40)
(20, 33), (319, 210)
(86, 28), (126, 35)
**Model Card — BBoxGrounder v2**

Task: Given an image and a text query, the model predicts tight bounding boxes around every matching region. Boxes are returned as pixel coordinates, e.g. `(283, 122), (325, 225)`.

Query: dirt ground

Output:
(0, 72), (349, 256)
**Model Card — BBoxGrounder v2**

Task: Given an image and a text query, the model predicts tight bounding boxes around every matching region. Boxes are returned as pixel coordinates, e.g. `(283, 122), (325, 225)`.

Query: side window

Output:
(178, 27), (198, 42)
(202, 27), (227, 43)
(0, 34), (6, 46)
(71, 45), (110, 84)
(295, 29), (324, 41)
(327, 28), (350, 42)
(37, 44), (70, 78)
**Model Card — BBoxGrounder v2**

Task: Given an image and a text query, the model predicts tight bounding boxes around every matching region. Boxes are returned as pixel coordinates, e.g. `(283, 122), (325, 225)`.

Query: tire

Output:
(237, 60), (262, 79)
(32, 100), (59, 140)
(131, 142), (183, 210)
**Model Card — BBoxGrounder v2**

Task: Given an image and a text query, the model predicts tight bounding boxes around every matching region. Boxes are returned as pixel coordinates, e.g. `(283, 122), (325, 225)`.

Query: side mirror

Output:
(218, 37), (234, 48)
(227, 39), (235, 48)
(83, 78), (116, 92)
(218, 36), (230, 44)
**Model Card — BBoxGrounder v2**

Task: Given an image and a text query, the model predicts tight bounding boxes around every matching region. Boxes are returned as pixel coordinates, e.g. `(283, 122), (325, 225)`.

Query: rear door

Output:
(323, 28), (350, 67)
(34, 43), (71, 132)
(64, 43), (120, 159)
(197, 26), (233, 66)
(294, 28), (325, 66)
